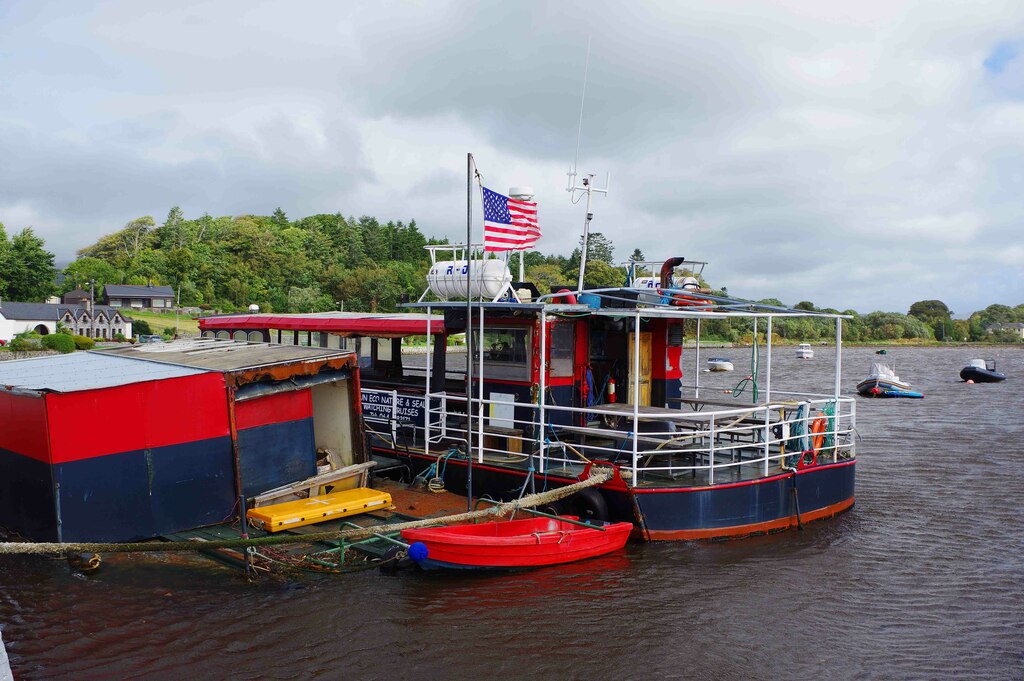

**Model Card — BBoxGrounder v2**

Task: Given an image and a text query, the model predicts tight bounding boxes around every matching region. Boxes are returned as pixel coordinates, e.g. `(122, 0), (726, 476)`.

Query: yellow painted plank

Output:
(246, 487), (393, 532)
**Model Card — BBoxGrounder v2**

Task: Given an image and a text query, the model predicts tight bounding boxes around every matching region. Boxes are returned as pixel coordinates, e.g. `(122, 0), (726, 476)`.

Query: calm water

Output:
(2, 346), (1022, 680)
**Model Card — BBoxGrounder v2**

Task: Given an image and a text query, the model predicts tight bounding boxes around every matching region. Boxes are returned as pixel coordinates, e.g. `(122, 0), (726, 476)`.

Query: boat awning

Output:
(199, 312), (448, 337)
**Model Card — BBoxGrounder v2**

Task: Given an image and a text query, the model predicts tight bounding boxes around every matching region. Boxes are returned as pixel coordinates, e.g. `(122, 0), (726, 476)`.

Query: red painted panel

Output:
(0, 391), (51, 463)
(200, 315), (445, 336)
(46, 373), (229, 464)
(235, 389), (312, 430)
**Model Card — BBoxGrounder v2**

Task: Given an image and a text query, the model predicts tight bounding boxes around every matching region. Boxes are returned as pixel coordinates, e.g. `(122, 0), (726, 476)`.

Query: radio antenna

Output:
(566, 36), (609, 292)
(572, 36), (591, 176)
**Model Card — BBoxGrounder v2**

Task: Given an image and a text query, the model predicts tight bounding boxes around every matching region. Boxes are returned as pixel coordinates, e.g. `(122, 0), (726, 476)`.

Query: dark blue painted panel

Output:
(0, 447), (58, 541)
(653, 378), (682, 408)
(237, 417), (316, 498)
(54, 436), (235, 542)
(636, 464), (856, 532)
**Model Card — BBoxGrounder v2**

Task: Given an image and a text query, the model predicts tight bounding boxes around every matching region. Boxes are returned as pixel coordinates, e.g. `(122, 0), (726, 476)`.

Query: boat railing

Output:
(360, 384), (855, 488)
(407, 390), (857, 487)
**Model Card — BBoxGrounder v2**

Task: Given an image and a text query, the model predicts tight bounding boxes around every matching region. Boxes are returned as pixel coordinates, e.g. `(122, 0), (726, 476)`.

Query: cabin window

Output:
(549, 323), (575, 377)
(472, 327), (531, 381)
(152, 299), (166, 308)
(109, 299), (121, 308)
(376, 338), (393, 361)
(130, 298), (144, 308)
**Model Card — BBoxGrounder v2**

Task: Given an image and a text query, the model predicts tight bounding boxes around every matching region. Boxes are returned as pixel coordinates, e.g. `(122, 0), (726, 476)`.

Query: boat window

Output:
(376, 338), (393, 361)
(470, 327), (532, 381)
(550, 323), (575, 377)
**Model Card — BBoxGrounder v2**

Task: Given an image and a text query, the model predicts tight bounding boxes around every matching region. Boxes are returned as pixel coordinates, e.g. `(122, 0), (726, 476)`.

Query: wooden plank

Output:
(253, 461), (377, 507)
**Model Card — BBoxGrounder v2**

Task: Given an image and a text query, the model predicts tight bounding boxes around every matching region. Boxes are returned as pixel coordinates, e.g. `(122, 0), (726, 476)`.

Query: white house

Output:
(0, 301), (132, 344)
(987, 322), (1024, 340)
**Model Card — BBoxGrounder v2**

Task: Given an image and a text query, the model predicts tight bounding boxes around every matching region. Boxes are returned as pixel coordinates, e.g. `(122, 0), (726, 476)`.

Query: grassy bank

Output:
(127, 310), (200, 336)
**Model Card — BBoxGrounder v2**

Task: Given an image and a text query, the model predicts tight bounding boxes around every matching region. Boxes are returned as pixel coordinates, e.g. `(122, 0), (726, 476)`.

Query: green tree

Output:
(63, 257), (119, 294)
(6, 228), (56, 300)
(0, 223), (11, 298)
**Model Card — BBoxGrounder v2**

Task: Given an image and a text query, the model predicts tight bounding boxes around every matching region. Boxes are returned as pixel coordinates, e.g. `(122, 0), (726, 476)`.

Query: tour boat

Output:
(960, 359), (1006, 383)
(706, 357), (734, 372)
(856, 363), (923, 398)
(795, 343), (814, 359)
(200, 252), (857, 542)
(400, 515), (632, 570)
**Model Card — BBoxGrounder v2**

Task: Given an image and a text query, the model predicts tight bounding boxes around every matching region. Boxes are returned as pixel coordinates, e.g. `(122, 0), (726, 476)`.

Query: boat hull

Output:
(401, 516), (632, 569)
(960, 367), (1006, 383)
(632, 460), (856, 540)
(374, 446), (856, 542)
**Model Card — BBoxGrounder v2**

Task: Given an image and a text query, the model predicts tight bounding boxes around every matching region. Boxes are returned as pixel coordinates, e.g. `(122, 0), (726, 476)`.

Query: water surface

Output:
(2, 347), (1022, 680)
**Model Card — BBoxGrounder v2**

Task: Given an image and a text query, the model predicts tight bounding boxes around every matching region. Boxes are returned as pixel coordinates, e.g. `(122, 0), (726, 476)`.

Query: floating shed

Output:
(0, 339), (363, 543)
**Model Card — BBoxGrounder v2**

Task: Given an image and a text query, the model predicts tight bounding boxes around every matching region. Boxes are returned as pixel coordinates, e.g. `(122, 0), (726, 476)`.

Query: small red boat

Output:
(401, 515), (633, 570)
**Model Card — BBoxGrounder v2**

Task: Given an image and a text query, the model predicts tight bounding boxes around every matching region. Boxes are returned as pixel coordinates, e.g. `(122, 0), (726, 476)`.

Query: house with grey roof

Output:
(987, 322), (1024, 340)
(104, 284), (175, 310)
(0, 301), (132, 343)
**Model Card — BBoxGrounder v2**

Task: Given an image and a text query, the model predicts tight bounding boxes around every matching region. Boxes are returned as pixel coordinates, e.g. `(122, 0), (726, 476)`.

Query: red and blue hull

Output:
(631, 460), (856, 540)
(373, 445), (855, 541)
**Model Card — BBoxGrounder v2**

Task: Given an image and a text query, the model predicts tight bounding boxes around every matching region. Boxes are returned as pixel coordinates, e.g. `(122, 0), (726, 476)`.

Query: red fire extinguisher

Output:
(607, 377), (617, 403)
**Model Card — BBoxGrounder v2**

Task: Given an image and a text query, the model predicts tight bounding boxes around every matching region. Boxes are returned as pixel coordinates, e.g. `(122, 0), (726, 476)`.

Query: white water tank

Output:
(508, 186), (535, 201)
(632, 276), (658, 290)
(427, 260), (512, 301)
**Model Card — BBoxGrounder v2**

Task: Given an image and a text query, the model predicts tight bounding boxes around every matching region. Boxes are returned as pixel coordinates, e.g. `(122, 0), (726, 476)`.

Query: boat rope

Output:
(0, 468), (614, 557)
(729, 332), (759, 403)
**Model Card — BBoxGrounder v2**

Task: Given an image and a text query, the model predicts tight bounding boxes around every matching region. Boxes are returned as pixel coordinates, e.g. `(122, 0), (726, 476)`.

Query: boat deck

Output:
(161, 482), (478, 571)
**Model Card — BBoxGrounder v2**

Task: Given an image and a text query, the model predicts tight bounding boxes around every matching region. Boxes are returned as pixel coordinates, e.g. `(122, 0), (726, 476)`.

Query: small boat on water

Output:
(401, 515), (633, 570)
(875, 349), (887, 355)
(960, 359), (1006, 383)
(795, 343), (814, 359)
(856, 363), (923, 398)
(706, 357), (734, 372)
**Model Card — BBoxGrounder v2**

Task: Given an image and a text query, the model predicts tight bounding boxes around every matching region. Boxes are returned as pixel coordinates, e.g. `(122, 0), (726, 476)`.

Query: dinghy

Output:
(960, 359), (1006, 383)
(856, 363), (923, 398)
(401, 515), (632, 570)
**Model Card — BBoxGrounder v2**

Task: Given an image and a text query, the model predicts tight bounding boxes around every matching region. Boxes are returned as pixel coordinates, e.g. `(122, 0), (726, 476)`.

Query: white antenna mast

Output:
(566, 36), (609, 292)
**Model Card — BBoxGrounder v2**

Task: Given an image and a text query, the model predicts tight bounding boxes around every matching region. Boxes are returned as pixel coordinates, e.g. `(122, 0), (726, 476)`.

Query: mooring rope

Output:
(0, 468), (614, 557)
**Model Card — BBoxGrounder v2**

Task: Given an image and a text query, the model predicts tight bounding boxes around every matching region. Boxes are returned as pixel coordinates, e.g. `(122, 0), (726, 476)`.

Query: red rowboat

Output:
(401, 515), (633, 570)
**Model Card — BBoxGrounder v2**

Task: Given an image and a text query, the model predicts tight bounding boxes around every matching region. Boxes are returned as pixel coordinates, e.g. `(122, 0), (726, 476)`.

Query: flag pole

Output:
(465, 152), (474, 511)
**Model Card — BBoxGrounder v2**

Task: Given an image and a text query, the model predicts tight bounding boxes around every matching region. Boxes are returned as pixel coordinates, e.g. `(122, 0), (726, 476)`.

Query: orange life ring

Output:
(810, 416), (827, 452)
(666, 292), (712, 308)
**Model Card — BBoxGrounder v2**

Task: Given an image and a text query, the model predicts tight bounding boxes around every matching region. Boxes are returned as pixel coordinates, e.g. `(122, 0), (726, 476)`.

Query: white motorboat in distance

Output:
(707, 357), (734, 372)
(796, 343), (814, 359)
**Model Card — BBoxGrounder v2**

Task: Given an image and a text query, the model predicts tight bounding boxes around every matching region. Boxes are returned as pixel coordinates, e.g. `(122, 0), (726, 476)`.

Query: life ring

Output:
(810, 416), (827, 452)
(552, 288), (578, 305)
(669, 293), (713, 308)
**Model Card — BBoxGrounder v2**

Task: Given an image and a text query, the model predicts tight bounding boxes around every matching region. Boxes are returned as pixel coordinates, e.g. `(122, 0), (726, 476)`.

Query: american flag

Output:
(482, 186), (540, 252)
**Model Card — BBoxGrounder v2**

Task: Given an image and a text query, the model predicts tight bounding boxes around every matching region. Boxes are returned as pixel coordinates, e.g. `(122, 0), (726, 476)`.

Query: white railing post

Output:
(694, 318), (701, 400)
(632, 311), (641, 485)
(763, 406), (771, 476)
(765, 316), (772, 403)
(391, 389), (398, 444)
(478, 305), (485, 463)
(708, 415), (716, 485)
(425, 306), (432, 458)
(538, 308), (547, 474)
(834, 317), (842, 399)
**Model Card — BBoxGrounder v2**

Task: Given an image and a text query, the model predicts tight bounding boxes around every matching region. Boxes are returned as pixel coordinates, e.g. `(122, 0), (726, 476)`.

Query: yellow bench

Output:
(246, 487), (393, 532)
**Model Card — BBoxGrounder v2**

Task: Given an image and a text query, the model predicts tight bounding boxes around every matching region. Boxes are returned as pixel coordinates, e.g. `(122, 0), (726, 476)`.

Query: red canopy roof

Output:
(199, 312), (446, 338)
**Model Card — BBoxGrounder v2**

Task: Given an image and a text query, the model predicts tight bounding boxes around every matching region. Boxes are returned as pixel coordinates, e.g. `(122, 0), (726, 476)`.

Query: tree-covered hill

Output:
(2, 209), (1022, 343)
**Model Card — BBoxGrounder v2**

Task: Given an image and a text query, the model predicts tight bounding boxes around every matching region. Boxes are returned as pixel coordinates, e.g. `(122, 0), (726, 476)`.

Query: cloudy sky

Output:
(1, 1), (1022, 314)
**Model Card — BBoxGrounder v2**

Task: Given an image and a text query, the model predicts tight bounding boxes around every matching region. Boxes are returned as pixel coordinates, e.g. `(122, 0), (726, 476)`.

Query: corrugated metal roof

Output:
(0, 352), (210, 393)
(95, 338), (355, 372)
